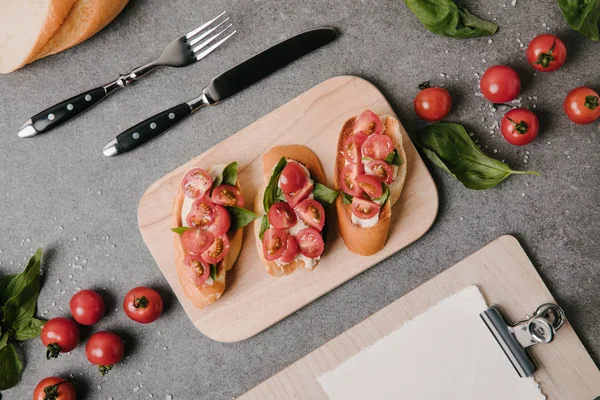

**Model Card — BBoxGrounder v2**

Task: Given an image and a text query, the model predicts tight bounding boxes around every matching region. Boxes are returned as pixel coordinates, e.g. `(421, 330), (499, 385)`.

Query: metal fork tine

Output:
(195, 30), (237, 61)
(187, 17), (230, 47)
(192, 24), (233, 55)
(185, 11), (226, 39)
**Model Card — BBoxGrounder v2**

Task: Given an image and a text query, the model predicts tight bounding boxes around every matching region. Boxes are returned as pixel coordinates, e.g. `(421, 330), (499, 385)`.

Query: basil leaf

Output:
(413, 123), (539, 190)
(263, 158), (287, 211)
(0, 275), (16, 303)
(405, 0), (498, 39)
(209, 264), (217, 281)
(0, 343), (22, 390)
(259, 216), (270, 240)
(227, 207), (259, 231)
(221, 162), (238, 186)
(0, 333), (8, 349)
(274, 187), (286, 203)
(375, 184), (391, 206)
(558, 0), (600, 41)
(171, 227), (190, 235)
(2, 249), (41, 304)
(384, 150), (403, 166)
(3, 250), (42, 328)
(13, 318), (45, 341)
(313, 183), (339, 208)
(342, 193), (353, 205)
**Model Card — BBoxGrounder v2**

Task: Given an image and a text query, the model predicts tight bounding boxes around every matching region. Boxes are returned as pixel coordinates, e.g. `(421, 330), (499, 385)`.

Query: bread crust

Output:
(334, 114), (407, 256)
(254, 145), (326, 277)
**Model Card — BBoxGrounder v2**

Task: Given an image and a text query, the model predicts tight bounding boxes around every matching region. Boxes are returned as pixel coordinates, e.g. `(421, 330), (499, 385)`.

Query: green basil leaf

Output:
(0, 333), (8, 349)
(263, 157), (287, 211)
(171, 227), (190, 235)
(413, 123), (539, 190)
(0, 274), (17, 303)
(209, 264), (217, 281)
(375, 184), (391, 206)
(2, 249), (41, 305)
(405, 0), (498, 39)
(558, 0), (600, 41)
(313, 183), (339, 208)
(221, 161), (238, 186)
(227, 207), (259, 231)
(274, 187), (286, 203)
(384, 150), (403, 166)
(259, 215), (270, 240)
(342, 193), (353, 205)
(0, 343), (22, 390)
(13, 318), (45, 341)
(3, 250), (42, 328)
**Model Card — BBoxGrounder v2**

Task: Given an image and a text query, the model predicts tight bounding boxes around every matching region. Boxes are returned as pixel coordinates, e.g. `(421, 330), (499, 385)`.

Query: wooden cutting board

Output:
(138, 76), (438, 342)
(240, 235), (600, 400)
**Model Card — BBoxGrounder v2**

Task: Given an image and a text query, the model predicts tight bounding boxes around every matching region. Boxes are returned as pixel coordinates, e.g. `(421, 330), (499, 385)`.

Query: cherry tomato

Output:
(527, 34), (567, 72)
(201, 234), (230, 264)
(86, 331), (125, 376)
(184, 254), (211, 285)
(339, 163), (365, 197)
(205, 204), (231, 236)
(262, 228), (288, 261)
(351, 197), (381, 219)
(268, 202), (297, 229)
(186, 199), (216, 229)
(342, 133), (368, 164)
(180, 229), (214, 254)
(296, 228), (325, 258)
(182, 168), (213, 199)
(295, 199), (326, 232)
(500, 108), (539, 146)
(279, 162), (308, 194)
(34, 377), (76, 400)
(280, 236), (300, 263)
(480, 65), (521, 103)
(564, 87), (600, 125)
(361, 135), (394, 160)
(414, 87), (452, 122)
(356, 174), (383, 199)
(353, 110), (382, 136)
(283, 181), (313, 208)
(366, 160), (393, 184)
(211, 184), (244, 207)
(70, 290), (105, 326)
(123, 287), (164, 324)
(41, 318), (79, 359)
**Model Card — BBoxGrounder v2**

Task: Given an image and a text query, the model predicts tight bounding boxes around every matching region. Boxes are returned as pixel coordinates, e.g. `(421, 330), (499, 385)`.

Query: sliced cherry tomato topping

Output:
(353, 110), (382, 136)
(262, 228), (287, 261)
(339, 163), (365, 197)
(279, 161), (308, 194)
(186, 199), (216, 229)
(182, 168), (213, 199)
(180, 229), (214, 254)
(361, 134), (394, 160)
(184, 254), (210, 285)
(284, 181), (314, 208)
(367, 160), (393, 184)
(211, 184), (244, 207)
(205, 204), (231, 236)
(268, 202), (297, 229)
(296, 228), (325, 258)
(351, 197), (381, 219)
(356, 174), (383, 199)
(342, 133), (367, 164)
(201, 234), (230, 264)
(280, 236), (300, 263)
(295, 199), (326, 231)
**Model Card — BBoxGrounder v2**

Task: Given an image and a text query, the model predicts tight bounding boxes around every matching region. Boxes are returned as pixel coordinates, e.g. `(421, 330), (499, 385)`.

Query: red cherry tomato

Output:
(279, 162), (308, 194)
(70, 290), (105, 326)
(342, 133), (368, 164)
(86, 331), (125, 376)
(366, 160), (393, 184)
(564, 87), (600, 125)
(205, 204), (231, 236)
(123, 287), (163, 324)
(182, 168), (213, 199)
(211, 184), (244, 207)
(268, 202), (297, 229)
(480, 65), (521, 103)
(41, 318), (80, 359)
(180, 229), (214, 254)
(295, 199), (326, 232)
(296, 228), (325, 258)
(280, 236), (300, 263)
(184, 254), (210, 285)
(339, 163), (365, 197)
(361, 134), (394, 160)
(283, 181), (314, 208)
(34, 377), (76, 400)
(351, 197), (381, 219)
(355, 174), (383, 199)
(353, 110), (382, 136)
(414, 87), (452, 122)
(500, 108), (539, 146)
(527, 34), (567, 72)
(201, 234), (230, 264)
(262, 228), (288, 261)
(186, 199), (216, 229)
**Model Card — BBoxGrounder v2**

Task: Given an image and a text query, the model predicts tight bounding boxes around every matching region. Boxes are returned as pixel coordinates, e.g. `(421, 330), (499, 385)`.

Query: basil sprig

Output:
(313, 183), (339, 208)
(413, 123), (539, 190)
(558, 0), (600, 41)
(0, 249), (46, 390)
(212, 161), (238, 189)
(263, 157), (287, 211)
(226, 206), (259, 231)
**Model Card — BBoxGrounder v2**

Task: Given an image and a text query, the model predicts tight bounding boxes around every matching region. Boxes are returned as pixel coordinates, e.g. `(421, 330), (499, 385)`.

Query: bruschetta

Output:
(334, 110), (408, 255)
(172, 162), (258, 308)
(254, 145), (338, 277)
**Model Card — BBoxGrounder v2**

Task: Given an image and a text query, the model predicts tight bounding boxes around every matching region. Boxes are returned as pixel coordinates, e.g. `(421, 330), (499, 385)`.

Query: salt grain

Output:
(511, 0), (517, 5)
(488, 39), (493, 44)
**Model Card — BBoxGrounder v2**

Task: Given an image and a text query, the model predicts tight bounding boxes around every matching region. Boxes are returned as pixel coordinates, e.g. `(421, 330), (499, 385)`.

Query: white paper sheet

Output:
(318, 286), (545, 400)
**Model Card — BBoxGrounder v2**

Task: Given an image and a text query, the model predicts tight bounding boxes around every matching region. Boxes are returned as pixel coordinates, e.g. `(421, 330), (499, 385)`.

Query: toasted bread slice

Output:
(334, 114), (407, 255)
(254, 145), (326, 277)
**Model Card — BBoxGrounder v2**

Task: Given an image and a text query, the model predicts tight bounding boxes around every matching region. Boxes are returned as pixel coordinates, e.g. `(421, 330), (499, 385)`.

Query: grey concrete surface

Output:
(1, 0), (599, 398)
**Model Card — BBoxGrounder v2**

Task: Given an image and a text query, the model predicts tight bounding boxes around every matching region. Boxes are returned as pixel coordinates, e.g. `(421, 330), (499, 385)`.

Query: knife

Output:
(102, 27), (338, 156)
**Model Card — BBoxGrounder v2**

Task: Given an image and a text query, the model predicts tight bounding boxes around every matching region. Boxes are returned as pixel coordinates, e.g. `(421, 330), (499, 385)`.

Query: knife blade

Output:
(103, 27), (338, 156)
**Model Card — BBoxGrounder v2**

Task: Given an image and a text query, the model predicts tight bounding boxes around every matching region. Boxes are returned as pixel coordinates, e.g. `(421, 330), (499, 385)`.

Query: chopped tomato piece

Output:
(351, 197), (381, 220)
(356, 174), (383, 199)
(353, 110), (382, 136)
(186, 199), (216, 229)
(284, 181), (313, 208)
(184, 254), (211, 285)
(211, 184), (244, 207)
(279, 162), (308, 194)
(342, 133), (367, 164)
(296, 228), (325, 258)
(268, 202), (297, 229)
(339, 163), (364, 197)
(181, 229), (214, 255)
(367, 160), (393, 184)
(295, 199), (326, 231)
(182, 168), (213, 199)
(361, 134), (394, 160)
(262, 228), (288, 261)
(280, 236), (300, 263)
(201, 234), (230, 264)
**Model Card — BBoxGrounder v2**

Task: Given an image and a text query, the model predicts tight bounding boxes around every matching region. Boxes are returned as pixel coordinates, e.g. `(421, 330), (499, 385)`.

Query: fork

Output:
(17, 12), (236, 138)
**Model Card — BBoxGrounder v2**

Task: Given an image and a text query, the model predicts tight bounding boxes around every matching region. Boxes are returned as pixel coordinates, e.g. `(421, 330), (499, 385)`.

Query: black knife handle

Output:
(31, 87), (107, 133)
(115, 103), (192, 153)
